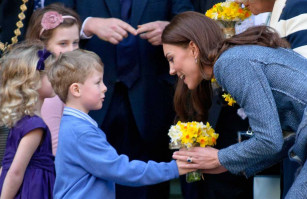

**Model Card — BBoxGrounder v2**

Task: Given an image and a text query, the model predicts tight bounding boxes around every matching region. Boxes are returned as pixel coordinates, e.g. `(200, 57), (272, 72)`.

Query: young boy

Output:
(48, 49), (192, 199)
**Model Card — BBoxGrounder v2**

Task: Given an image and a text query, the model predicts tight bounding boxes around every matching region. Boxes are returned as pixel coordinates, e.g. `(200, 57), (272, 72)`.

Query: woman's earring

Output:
(195, 58), (198, 64)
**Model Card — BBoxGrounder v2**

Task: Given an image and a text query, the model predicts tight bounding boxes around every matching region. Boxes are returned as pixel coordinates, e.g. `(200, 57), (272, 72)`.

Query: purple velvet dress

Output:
(0, 115), (55, 199)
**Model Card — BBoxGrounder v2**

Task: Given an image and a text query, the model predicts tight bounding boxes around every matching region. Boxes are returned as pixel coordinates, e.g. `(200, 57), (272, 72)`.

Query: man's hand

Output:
(84, 17), (137, 44)
(137, 21), (169, 45)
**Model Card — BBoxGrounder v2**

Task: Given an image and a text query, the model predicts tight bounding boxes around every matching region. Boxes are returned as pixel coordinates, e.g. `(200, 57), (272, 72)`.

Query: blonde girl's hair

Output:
(0, 41), (55, 128)
(26, 3), (81, 43)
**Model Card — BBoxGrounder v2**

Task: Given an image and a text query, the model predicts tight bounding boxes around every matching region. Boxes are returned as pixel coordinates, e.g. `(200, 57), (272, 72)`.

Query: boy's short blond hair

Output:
(48, 49), (103, 103)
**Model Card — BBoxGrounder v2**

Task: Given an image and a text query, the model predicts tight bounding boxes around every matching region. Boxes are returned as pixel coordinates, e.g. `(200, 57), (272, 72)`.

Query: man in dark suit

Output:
(190, 0), (221, 13)
(0, 0), (34, 53)
(45, 0), (194, 198)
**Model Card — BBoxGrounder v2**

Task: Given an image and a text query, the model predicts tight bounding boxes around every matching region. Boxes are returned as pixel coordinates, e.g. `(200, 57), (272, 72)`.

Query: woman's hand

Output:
(176, 160), (196, 175)
(172, 147), (225, 171)
(201, 165), (228, 174)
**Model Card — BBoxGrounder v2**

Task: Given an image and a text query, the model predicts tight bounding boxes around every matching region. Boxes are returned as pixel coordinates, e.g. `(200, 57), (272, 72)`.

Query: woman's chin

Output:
(186, 82), (197, 90)
(184, 76), (204, 90)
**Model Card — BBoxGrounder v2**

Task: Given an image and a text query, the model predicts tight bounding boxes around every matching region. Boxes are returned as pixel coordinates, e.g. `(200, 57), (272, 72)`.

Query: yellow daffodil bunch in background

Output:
(205, 1), (251, 22)
(168, 121), (218, 149)
(205, 1), (251, 38)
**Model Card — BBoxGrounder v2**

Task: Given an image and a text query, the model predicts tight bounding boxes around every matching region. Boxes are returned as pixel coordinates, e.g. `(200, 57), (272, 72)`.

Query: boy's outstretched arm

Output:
(76, 131), (188, 186)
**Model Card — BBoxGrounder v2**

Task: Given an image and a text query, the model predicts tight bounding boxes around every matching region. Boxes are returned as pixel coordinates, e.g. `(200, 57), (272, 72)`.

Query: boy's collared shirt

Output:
(63, 106), (98, 127)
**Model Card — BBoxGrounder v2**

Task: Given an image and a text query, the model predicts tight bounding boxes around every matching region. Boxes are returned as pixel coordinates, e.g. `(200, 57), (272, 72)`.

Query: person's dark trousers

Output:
(180, 105), (253, 199)
(180, 173), (253, 199)
(101, 82), (170, 199)
(281, 156), (300, 198)
(0, 126), (9, 166)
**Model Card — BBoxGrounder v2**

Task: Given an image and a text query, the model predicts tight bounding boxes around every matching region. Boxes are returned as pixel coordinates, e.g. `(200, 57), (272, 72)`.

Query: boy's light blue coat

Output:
(53, 107), (179, 199)
(214, 45), (307, 198)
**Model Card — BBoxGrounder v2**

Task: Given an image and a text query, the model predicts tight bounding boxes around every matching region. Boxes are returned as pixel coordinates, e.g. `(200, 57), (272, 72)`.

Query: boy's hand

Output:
(176, 160), (196, 175)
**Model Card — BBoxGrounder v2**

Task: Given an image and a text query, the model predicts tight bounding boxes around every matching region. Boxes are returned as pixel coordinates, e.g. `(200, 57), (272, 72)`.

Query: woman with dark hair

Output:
(162, 11), (307, 198)
(170, 5), (253, 198)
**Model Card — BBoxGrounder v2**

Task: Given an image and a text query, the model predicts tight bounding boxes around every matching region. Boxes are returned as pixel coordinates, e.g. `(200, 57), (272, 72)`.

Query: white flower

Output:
(212, 13), (218, 20)
(168, 125), (182, 145)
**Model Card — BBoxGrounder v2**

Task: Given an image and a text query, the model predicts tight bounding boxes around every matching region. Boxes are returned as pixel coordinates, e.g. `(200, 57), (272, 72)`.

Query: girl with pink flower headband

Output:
(26, 3), (81, 156)
(39, 10), (77, 36)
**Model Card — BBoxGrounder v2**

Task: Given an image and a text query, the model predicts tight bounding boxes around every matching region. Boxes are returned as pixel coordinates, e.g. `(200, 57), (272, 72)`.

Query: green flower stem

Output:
(186, 170), (202, 183)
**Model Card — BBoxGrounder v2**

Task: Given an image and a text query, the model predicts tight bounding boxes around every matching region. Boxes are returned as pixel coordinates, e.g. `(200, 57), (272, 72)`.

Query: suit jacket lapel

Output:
(131, 0), (148, 27)
(104, 0), (121, 18)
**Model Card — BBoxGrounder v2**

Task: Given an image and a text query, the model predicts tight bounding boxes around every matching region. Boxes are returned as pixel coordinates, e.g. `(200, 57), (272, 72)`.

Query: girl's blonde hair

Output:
(0, 41), (55, 127)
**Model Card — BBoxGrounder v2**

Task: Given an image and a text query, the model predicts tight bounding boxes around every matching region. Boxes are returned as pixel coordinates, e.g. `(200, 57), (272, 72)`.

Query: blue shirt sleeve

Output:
(75, 129), (179, 186)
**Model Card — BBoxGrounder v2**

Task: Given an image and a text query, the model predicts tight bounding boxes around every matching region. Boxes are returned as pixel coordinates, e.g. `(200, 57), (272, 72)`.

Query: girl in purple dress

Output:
(0, 42), (55, 199)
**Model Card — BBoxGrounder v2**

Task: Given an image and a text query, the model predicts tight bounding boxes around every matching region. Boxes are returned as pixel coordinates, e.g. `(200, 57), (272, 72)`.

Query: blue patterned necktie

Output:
(116, 0), (139, 88)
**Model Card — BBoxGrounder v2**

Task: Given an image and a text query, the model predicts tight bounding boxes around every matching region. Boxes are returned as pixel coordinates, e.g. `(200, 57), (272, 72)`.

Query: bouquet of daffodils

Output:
(168, 121), (219, 182)
(205, 1), (251, 22)
(205, 1), (251, 38)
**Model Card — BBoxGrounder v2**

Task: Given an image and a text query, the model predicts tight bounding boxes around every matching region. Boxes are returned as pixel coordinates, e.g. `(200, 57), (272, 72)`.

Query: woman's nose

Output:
(169, 67), (176, 75)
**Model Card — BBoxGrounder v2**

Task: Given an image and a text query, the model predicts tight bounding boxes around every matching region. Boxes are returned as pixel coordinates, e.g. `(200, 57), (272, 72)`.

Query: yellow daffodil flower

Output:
(168, 121), (219, 149)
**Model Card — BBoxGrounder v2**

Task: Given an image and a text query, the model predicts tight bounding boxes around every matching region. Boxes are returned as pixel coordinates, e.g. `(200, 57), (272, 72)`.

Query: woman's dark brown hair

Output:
(26, 3), (81, 43)
(162, 11), (289, 122)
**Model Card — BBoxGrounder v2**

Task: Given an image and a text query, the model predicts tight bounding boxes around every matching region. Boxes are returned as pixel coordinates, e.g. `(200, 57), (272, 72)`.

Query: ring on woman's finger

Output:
(187, 156), (193, 163)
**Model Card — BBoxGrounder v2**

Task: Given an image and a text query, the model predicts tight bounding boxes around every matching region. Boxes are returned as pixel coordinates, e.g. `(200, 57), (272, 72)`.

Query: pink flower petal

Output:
(41, 11), (64, 30)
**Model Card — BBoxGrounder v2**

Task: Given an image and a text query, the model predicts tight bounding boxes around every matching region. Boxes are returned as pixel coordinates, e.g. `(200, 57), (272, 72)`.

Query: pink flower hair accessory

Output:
(40, 11), (76, 36)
